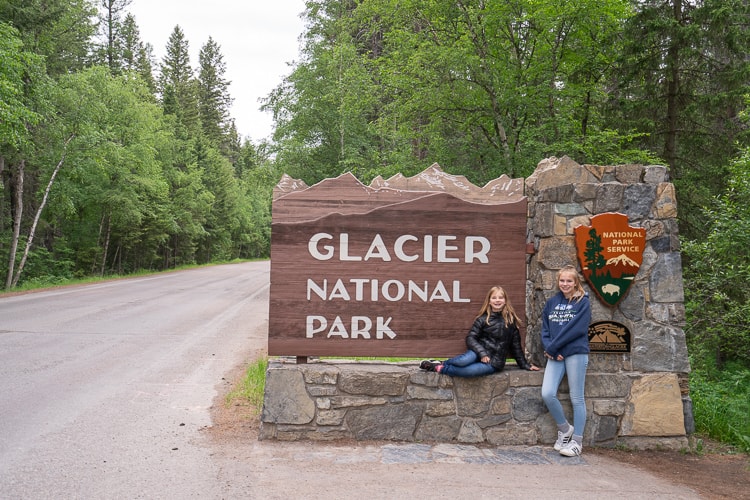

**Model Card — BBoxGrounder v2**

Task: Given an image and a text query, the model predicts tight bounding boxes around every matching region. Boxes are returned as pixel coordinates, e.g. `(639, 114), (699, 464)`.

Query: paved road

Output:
(0, 262), (701, 499)
(0, 262), (270, 498)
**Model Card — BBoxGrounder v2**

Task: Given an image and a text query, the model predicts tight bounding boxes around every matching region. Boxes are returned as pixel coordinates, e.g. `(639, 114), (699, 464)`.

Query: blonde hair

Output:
(476, 286), (522, 326)
(557, 265), (586, 302)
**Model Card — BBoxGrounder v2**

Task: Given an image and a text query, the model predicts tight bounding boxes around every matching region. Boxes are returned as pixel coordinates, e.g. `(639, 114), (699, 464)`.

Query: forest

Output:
(1, 1), (748, 447)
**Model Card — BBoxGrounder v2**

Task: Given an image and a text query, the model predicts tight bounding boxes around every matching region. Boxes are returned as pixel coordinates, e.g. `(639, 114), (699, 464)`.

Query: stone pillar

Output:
(525, 156), (692, 441)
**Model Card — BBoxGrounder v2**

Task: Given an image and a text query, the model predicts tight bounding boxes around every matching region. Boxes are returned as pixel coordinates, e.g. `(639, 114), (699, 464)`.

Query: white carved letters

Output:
(307, 232), (491, 263)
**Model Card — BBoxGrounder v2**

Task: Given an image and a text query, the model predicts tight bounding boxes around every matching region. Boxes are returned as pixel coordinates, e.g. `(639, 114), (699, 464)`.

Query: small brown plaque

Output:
(587, 321), (631, 353)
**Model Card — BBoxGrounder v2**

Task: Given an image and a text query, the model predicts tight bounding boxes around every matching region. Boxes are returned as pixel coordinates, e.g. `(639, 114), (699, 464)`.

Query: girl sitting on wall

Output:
(419, 286), (539, 376)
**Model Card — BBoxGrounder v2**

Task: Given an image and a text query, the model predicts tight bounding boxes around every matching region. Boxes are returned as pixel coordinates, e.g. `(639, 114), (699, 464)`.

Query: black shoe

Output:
(420, 360), (439, 371)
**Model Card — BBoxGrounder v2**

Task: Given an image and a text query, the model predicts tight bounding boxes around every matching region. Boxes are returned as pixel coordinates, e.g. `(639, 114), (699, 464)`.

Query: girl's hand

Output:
(481, 356), (490, 363)
(528, 364), (540, 371)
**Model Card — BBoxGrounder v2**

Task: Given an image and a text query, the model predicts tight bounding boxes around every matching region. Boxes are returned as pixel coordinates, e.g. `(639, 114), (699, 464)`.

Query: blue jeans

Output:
(440, 350), (496, 377)
(541, 354), (589, 437)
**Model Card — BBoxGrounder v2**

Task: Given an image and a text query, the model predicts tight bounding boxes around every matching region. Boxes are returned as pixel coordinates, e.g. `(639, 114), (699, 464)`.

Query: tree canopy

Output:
(1, 0), (749, 368)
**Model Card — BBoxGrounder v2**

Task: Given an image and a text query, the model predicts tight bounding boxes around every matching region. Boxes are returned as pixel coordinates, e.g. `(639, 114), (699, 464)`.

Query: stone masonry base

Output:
(259, 359), (690, 451)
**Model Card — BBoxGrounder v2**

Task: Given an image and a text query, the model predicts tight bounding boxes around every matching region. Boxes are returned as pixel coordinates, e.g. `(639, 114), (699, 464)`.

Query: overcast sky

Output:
(128, 0), (307, 142)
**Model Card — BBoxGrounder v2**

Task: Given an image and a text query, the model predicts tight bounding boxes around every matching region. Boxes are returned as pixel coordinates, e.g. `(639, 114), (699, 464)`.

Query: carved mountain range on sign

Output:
(370, 164), (524, 203)
(273, 164), (526, 223)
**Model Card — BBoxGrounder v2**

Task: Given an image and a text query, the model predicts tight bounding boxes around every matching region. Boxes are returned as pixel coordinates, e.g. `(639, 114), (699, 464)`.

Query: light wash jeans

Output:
(541, 353), (589, 437)
(440, 350), (496, 377)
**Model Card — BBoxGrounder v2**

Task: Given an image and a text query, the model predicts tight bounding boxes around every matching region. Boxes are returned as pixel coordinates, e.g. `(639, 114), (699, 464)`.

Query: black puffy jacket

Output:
(465, 311), (531, 371)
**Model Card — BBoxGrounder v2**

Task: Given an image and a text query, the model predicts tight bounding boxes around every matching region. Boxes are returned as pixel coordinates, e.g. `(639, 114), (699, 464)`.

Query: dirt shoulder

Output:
(589, 444), (750, 500)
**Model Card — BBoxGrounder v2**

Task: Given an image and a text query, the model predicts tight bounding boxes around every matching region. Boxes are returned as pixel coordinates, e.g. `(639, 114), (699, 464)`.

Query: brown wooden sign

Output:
(269, 166), (528, 358)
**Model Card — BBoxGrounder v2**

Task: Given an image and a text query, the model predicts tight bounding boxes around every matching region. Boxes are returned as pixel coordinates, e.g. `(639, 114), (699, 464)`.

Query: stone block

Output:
(407, 385), (454, 401)
(308, 385), (337, 397)
(574, 182), (598, 201)
(485, 425), (538, 446)
(616, 436), (689, 451)
(650, 252), (685, 302)
(346, 404), (423, 440)
(643, 165), (668, 184)
(623, 184), (657, 220)
(646, 302), (686, 325)
(594, 183), (624, 212)
(554, 214), (567, 235)
(512, 387), (545, 422)
(587, 353), (632, 372)
(457, 420), (485, 443)
(594, 415), (619, 443)
(317, 409), (346, 426)
(536, 236), (577, 270)
(476, 414), (512, 428)
(631, 323), (690, 372)
(615, 164), (644, 184)
(425, 400), (456, 417)
(642, 219), (665, 240)
(300, 365), (339, 385)
(585, 373), (631, 398)
(619, 284), (645, 321)
(338, 367), (408, 396)
(262, 368), (316, 425)
(453, 376), (507, 416)
(330, 396), (388, 408)
(654, 183), (678, 218)
(621, 373), (686, 436)
(490, 396), (512, 415)
(507, 369), (543, 387)
(532, 203), (556, 237)
(414, 415), (463, 442)
(555, 202), (588, 216)
(593, 399), (627, 416)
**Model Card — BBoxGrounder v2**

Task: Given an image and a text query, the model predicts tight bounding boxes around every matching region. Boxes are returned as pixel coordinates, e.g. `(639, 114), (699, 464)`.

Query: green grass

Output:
(690, 361), (750, 453)
(225, 356), (269, 413)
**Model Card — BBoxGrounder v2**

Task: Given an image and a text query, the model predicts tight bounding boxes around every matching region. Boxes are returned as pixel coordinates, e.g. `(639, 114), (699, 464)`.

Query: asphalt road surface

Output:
(0, 261), (701, 499)
(0, 262), (270, 499)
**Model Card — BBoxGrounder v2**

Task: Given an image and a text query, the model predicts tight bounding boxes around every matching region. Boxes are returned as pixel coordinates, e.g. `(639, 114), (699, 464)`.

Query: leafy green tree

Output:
(0, 22), (47, 289)
(683, 146), (750, 368)
(609, 0), (750, 239)
(28, 67), (172, 279)
(0, 0), (97, 76)
(266, 0), (641, 185)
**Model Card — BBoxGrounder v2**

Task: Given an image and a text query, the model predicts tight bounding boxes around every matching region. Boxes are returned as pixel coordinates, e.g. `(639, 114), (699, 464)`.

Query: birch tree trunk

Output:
(10, 135), (73, 288)
(5, 160), (24, 290)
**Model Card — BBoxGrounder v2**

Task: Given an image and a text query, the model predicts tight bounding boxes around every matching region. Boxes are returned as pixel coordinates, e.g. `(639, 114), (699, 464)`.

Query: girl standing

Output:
(541, 265), (591, 457)
(420, 286), (538, 376)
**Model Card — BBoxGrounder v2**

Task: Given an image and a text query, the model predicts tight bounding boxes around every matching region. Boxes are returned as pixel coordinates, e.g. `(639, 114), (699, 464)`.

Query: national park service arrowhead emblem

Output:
(574, 213), (646, 306)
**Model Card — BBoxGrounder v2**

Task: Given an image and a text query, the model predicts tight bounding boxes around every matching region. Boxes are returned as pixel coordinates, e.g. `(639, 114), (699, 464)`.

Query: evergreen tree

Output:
(197, 37), (233, 145)
(94, 0), (132, 73)
(119, 13), (156, 93)
(159, 25), (201, 137)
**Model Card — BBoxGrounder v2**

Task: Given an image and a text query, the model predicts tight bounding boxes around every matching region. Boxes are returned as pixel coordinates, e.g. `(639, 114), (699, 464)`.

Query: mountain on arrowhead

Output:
(604, 253), (640, 278)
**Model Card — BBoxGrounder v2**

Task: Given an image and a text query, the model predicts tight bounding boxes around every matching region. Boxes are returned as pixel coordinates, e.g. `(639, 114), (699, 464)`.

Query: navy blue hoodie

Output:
(541, 291), (591, 358)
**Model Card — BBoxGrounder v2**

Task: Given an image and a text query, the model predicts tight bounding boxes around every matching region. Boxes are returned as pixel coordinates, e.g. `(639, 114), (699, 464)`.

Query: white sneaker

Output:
(559, 440), (583, 457)
(553, 426), (574, 451)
